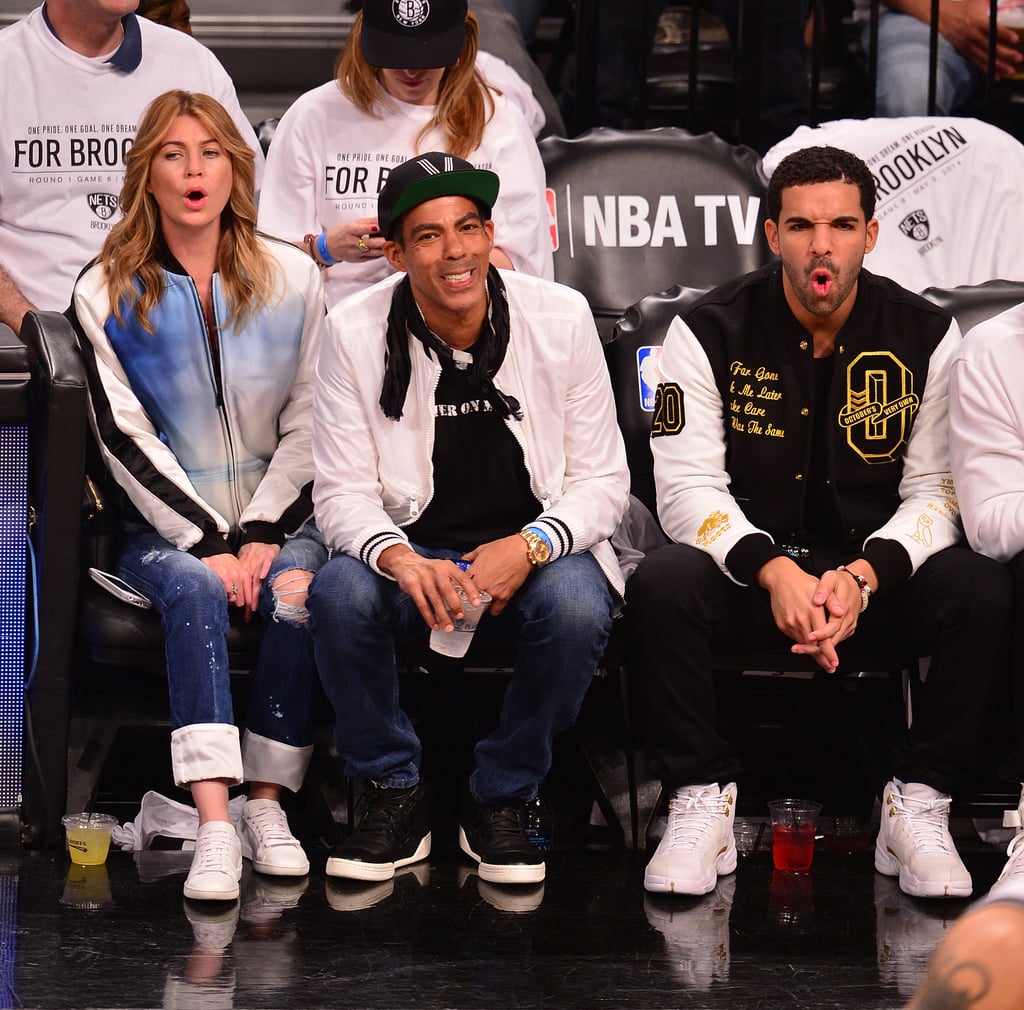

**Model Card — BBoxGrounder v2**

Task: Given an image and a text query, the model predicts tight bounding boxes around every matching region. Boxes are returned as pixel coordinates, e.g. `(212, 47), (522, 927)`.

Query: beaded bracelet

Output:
(837, 565), (872, 613)
(303, 233), (326, 268)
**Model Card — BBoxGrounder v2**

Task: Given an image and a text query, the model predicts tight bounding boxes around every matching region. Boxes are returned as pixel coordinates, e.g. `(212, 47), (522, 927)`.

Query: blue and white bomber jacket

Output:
(71, 236), (326, 556)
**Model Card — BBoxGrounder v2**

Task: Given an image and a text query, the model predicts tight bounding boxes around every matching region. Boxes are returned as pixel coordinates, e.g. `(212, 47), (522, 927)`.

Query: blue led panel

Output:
(0, 425), (26, 811)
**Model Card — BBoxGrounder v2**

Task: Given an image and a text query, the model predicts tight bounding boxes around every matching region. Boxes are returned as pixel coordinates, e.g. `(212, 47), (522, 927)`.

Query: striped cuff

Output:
(529, 517), (574, 561)
(359, 529), (409, 574)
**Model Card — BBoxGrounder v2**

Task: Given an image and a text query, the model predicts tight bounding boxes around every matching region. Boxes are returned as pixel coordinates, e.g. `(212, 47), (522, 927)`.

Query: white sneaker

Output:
(184, 821), (242, 901)
(990, 832), (1024, 899)
(238, 798), (309, 877)
(1002, 787), (1024, 833)
(874, 779), (972, 899)
(644, 783), (737, 895)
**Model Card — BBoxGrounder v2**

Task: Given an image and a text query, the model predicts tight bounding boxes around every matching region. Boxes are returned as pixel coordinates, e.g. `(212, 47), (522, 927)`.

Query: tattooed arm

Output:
(906, 901), (1024, 1009)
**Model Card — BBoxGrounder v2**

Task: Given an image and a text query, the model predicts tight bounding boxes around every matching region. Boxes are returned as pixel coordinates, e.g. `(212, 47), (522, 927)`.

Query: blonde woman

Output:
(257, 0), (552, 309)
(71, 90), (327, 902)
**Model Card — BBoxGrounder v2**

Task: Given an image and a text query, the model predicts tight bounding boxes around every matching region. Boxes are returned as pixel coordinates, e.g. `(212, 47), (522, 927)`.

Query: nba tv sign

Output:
(546, 189), (761, 254)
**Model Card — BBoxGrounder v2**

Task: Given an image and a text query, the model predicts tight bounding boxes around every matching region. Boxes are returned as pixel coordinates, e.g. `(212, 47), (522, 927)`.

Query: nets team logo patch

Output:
(88, 193), (119, 220)
(393, 0), (429, 27)
(899, 210), (930, 241)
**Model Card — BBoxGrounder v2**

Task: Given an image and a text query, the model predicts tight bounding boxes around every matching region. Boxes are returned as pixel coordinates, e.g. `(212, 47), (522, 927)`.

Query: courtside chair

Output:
(539, 126), (773, 340)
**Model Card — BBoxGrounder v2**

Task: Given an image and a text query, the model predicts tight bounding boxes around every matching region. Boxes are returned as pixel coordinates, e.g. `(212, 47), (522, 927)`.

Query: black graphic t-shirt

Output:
(803, 353), (842, 543)
(404, 356), (540, 551)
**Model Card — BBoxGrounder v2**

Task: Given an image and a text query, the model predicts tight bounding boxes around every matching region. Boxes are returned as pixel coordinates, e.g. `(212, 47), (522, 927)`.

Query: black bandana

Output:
(379, 266), (522, 422)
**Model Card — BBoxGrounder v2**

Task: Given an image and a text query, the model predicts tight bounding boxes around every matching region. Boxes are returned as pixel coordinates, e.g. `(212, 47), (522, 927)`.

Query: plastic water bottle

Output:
(524, 782), (554, 853)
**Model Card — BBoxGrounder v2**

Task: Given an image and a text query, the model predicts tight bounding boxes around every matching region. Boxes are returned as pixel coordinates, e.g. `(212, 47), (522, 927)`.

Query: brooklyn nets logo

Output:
(87, 193), (120, 220)
(837, 351), (919, 464)
(393, 0), (429, 27)
(899, 210), (930, 241)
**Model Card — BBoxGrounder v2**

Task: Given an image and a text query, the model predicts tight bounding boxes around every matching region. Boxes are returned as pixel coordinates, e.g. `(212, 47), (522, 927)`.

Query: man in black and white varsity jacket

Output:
(629, 144), (1010, 903)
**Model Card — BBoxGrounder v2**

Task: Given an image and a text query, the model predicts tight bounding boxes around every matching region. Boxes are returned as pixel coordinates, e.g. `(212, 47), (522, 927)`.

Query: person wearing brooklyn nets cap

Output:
(308, 153), (629, 890)
(257, 0), (552, 312)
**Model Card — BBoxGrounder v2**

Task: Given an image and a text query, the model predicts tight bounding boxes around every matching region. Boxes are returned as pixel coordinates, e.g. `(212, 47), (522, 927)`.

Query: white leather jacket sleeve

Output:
(653, 313), (771, 581)
(950, 306), (1024, 563)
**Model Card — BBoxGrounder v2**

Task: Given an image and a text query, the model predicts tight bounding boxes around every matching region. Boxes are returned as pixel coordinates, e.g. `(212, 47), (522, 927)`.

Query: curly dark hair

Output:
(767, 146), (876, 223)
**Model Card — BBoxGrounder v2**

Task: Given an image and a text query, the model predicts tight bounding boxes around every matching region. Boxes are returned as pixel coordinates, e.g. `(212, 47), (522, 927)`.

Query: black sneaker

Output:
(326, 782), (431, 882)
(459, 798), (546, 885)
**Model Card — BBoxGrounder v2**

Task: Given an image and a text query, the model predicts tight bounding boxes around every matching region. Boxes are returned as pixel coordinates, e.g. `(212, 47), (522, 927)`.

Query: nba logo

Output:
(545, 188), (558, 252)
(636, 346), (663, 411)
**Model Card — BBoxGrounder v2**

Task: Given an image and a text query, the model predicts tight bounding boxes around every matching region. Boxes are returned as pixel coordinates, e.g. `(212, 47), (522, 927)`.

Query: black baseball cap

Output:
(360, 0), (468, 70)
(377, 152), (500, 239)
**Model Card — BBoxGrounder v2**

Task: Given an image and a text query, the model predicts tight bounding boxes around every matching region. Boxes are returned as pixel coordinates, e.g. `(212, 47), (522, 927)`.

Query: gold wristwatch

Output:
(518, 529), (552, 567)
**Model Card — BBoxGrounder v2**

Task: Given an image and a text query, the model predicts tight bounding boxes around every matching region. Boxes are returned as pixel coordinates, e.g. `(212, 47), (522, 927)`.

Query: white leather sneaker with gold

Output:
(644, 782), (737, 896)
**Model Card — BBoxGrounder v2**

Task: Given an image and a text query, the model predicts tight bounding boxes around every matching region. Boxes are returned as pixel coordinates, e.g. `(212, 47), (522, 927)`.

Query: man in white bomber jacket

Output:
(950, 302), (1024, 899)
(308, 153), (629, 891)
(628, 146), (1010, 902)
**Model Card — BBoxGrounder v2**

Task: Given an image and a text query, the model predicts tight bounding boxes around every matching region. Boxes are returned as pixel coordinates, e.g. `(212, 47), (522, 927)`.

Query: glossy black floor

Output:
(9, 808), (1014, 1009)
(11, 670), (1019, 1010)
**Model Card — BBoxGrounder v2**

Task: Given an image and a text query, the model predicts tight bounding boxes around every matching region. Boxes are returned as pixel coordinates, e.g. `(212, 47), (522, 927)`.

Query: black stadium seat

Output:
(539, 127), (773, 339)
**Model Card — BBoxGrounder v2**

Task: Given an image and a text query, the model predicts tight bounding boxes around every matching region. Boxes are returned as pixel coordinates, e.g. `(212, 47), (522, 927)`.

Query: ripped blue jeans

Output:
(116, 521), (327, 747)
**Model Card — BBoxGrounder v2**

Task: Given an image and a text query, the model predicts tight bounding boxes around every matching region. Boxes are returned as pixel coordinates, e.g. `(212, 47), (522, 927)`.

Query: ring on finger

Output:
(230, 584), (239, 595)
(357, 234), (370, 253)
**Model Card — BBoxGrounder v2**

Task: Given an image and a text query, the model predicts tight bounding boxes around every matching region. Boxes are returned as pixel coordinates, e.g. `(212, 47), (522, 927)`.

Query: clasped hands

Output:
(757, 556), (871, 674)
(203, 542), (282, 620)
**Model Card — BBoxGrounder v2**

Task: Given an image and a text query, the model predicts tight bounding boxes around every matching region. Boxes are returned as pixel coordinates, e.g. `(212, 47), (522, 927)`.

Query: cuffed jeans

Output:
(117, 521), (327, 788)
(863, 10), (983, 117)
(627, 543), (1011, 795)
(308, 546), (614, 805)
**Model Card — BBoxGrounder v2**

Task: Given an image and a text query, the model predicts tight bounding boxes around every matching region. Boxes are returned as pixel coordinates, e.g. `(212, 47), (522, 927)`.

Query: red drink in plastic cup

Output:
(772, 823), (816, 872)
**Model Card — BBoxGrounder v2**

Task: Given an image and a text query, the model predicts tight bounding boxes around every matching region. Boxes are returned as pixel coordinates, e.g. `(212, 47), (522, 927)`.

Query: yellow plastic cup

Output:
(62, 812), (117, 866)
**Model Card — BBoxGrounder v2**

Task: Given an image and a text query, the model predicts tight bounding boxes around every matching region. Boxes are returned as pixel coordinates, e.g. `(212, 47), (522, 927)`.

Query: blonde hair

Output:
(336, 12), (494, 159)
(101, 90), (276, 333)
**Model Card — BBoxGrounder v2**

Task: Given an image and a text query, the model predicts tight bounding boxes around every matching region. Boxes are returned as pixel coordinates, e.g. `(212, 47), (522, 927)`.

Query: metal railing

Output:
(2, 2), (1019, 143)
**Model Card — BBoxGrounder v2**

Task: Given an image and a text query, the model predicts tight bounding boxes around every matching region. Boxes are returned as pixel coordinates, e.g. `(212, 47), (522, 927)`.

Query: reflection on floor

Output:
(6, 807), (1012, 1010)
(30, 660), (1020, 1008)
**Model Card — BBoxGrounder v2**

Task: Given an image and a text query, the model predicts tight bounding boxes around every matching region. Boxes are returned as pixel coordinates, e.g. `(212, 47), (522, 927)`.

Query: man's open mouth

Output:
(811, 269), (832, 297)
